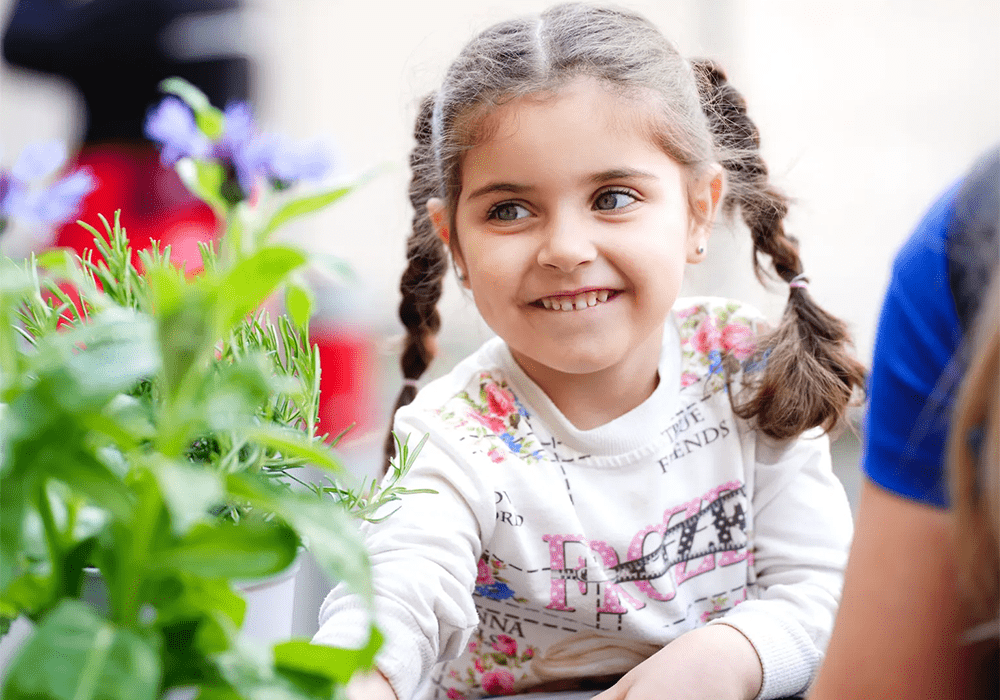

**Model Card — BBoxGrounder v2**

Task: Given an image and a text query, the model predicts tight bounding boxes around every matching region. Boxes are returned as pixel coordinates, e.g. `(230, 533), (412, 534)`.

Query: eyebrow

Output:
(465, 168), (658, 201)
(589, 168), (658, 184)
(465, 182), (533, 201)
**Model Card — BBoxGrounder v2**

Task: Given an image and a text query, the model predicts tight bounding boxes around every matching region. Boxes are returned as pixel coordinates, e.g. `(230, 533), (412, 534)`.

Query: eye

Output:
(593, 189), (638, 211)
(487, 201), (531, 222)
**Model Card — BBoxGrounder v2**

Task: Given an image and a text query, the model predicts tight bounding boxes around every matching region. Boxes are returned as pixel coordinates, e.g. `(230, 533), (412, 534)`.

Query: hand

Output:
(593, 625), (763, 700)
(346, 669), (398, 700)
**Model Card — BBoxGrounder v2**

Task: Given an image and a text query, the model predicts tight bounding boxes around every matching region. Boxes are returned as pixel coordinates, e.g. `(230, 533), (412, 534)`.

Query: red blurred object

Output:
(50, 141), (376, 445)
(54, 142), (219, 273)
(313, 326), (377, 445)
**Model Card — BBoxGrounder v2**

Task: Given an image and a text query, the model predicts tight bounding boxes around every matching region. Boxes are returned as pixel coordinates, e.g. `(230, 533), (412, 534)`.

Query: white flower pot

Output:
(0, 559), (302, 677)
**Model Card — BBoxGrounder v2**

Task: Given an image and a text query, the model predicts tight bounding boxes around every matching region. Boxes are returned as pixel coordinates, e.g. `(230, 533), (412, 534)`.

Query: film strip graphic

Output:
(551, 487), (747, 586)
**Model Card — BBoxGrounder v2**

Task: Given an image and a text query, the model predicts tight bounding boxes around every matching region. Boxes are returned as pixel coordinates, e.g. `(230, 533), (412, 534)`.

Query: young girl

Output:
(314, 5), (865, 700)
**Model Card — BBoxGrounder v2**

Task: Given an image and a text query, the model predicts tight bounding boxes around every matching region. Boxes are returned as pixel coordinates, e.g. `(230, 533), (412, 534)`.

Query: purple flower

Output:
(145, 97), (212, 166)
(266, 135), (332, 185)
(0, 171), (12, 213)
(211, 102), (274, 199)
(145, 95), (333, 204)
(12, 141), (66, 181)
(0, 141), (94, 229)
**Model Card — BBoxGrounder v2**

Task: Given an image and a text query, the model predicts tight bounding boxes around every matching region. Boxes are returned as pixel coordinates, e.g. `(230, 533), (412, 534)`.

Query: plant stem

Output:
(34, 480), (65, 599)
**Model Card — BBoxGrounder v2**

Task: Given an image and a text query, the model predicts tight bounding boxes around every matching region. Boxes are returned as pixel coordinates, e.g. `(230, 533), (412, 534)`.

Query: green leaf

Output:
(34, 248), (76, 277)
(160, 77), (225, 139)
(0, 571), (51, 620)
(245, 424), (344, 476)
(150, 273), (216, 399)
(274, 629), (382, 685)
(156, 520), (298, 580)
(285, 281), (314, 330)
(176, 158), (227, 213)
(228, 475), (373, 605)
(150, 458), (225, 535)
(50, 308), (160, 397)
(257, 185), (353, 243)
(1, 599), (160, 700)
(217, 246), (307, 334)
(212, 638), (357, 700)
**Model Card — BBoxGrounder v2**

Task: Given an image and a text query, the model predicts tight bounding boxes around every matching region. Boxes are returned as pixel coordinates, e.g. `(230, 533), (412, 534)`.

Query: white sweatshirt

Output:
(314, 297), (853, 700)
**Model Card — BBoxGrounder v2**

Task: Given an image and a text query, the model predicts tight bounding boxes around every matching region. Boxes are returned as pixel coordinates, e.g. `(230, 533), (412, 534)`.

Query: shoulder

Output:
(947, 147), (999, 334)
(862, 173), (973, 507)
(672, 296), (765, 392)
(396, 338), (543, 466)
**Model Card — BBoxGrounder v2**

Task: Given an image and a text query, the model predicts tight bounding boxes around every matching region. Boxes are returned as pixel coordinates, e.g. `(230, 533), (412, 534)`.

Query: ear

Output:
(426, 197), (470, 286)
(687, 165), (724, 264)
(427, 198), (450, 245)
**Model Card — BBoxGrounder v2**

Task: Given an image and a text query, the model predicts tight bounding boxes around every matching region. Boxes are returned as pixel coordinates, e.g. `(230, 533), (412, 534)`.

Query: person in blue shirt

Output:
(811, 147), (998, 698)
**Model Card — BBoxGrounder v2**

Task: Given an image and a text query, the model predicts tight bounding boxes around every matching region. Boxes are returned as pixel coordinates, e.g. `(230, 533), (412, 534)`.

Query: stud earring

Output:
(696, 244), (706, 255)
(456, 270), (467, 282)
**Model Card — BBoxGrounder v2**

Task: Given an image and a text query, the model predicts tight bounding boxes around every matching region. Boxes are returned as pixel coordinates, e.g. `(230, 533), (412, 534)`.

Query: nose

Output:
(536, 210), (597, 272)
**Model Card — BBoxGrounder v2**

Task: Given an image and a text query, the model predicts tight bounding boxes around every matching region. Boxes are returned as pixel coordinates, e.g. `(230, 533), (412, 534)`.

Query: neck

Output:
(510, 328), (663, 430)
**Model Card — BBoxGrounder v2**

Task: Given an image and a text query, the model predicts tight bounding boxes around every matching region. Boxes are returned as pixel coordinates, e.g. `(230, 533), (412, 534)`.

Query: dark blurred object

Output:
(3, 0), (250, 143)
(3, 0), (252, 270)
(3, 0), (378, 446)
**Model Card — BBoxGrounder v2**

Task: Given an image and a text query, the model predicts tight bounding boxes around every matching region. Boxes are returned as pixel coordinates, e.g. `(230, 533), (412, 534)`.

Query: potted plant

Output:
(0, 80), (423, 699)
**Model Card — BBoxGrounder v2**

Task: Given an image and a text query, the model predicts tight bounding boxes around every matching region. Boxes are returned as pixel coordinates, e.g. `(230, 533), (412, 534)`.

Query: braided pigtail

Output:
(692, 59), (866, 440)
(382, 93), (449, 471)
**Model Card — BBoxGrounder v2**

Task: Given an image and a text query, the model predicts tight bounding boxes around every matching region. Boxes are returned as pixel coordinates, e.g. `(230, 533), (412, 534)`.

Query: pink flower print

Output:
(481, 669), (516, 696)
(447, 688), (466, 700)
(468, 641), (480, 654)
(522, 648), (534, 660)
(470, 411), (506, 434)
(721, 322), (756, 360)
(675, 305), (699, 319)
(476, 558), (496, 586)
(474, 658), (485, 673)
(680, 372), (698, 388)
(487, 447), (505, 464)
(492, 635), (518, 657)
(691, 317), (722, 354)
(485, 383), (516, 417)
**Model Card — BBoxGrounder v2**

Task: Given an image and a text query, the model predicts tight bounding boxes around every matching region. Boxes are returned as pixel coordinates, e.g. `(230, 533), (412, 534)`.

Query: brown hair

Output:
(949, 269), (1000, 627)
(385, 3), (866, 465)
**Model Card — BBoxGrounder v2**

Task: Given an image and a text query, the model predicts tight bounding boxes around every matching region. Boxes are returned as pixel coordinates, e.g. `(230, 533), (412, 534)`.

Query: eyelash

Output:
(486, 201), (530, 222)
(593, 187), (639, 211)
(484, 186), (640, 221)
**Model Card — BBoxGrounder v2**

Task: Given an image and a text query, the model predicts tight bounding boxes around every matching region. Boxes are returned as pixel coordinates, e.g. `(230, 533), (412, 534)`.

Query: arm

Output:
(594, 624), (762, 700)
(808, 479), (970, 699)
(597, 430), (852, 700)
(711, 429), (853, 699)
(314, 417), (495, 700)
(808, 184), (974, 698)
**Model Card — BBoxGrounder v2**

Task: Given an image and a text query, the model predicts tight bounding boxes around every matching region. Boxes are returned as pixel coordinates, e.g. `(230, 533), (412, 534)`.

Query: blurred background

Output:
(1, 0), (998, 637)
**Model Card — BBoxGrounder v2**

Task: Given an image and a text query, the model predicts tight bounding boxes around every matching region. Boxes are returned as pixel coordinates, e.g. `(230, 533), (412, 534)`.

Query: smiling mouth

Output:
(533, 290), (620, 311)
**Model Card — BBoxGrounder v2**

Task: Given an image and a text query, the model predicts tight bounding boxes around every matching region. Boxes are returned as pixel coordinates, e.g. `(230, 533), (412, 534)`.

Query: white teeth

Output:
(537, 290), (615, 311)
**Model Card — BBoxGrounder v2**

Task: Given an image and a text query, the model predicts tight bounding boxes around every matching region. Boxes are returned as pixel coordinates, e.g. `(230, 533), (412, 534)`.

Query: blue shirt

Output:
(862, 184), (964, 507)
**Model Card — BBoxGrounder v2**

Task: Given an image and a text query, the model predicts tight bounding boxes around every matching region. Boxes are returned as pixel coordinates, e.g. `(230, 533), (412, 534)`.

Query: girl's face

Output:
(436, 77), (716, 397)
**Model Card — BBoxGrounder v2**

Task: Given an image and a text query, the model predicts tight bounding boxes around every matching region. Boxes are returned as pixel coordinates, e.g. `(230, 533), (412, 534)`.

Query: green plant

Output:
(0, 80), (424, 699)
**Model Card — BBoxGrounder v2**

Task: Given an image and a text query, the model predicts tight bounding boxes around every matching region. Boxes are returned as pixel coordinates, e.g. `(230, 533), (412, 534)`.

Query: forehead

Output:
(459, 77), (678, 188)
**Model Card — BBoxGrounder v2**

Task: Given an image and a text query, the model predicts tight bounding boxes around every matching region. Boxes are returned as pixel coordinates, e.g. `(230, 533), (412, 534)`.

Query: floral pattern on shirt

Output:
(444, 629), (539, 698)
(436, 372), (543, 465)
(473, 554), (528, 604)
(675, 300), (760, 394)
